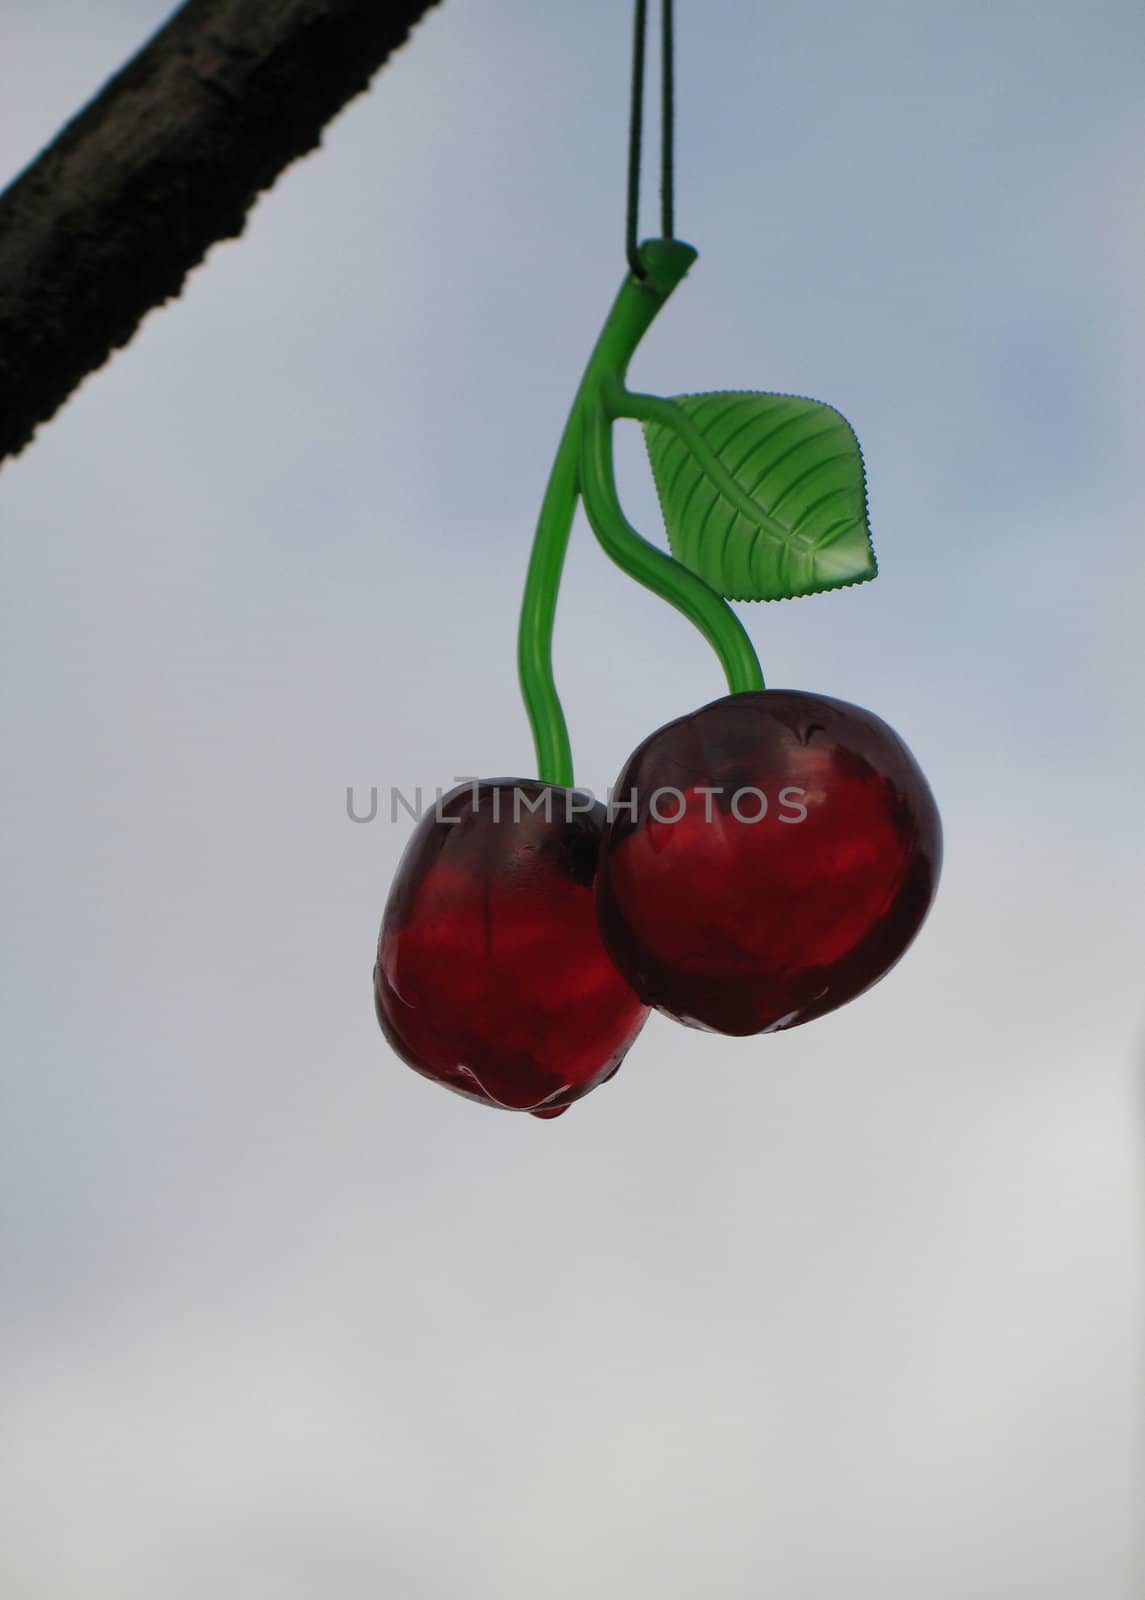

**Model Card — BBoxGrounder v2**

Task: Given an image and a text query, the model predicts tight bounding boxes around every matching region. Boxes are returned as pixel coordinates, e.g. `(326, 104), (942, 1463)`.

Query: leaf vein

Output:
(807, 514), (859, 552)
(673, 462), (710, 559)
(661, 435), (694, 503)
(691, 394), (766, 437)
(739, 424), (844, 500)
(767, 452), (856, 520)
(691, 478), (726, 569)
(792, 484), (859, 536)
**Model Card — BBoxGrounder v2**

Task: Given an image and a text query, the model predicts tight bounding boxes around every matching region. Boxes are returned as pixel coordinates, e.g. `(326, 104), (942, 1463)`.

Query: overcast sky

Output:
(2, 2), (1144, 1595)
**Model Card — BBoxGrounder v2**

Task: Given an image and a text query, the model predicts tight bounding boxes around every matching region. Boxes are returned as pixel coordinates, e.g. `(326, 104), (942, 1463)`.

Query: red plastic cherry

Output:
(375, 780), (649, 1116)
(596, 690), (942, 1035)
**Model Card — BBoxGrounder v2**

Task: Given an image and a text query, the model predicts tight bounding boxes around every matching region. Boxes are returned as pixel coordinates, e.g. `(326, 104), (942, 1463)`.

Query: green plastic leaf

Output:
(642, 391), (876, 602)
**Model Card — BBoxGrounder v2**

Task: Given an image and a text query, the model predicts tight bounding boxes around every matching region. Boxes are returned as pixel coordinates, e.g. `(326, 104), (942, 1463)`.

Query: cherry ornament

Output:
(595, 690), (942, 1035)
(374, 15), (943, 1109)
(375, 780), (649, 1117)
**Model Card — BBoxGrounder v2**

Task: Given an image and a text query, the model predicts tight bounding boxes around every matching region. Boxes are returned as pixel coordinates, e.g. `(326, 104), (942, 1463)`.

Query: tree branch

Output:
(0, 0), (441, 468)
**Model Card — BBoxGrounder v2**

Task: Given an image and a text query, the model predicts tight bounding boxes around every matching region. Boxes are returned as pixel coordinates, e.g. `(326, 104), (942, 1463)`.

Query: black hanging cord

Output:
(626, 0), (676, 278)
(661, 0), (675, 239)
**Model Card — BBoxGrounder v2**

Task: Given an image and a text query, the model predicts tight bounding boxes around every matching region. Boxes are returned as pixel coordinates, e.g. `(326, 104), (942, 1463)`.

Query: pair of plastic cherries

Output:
(374, 687), (942, 1119)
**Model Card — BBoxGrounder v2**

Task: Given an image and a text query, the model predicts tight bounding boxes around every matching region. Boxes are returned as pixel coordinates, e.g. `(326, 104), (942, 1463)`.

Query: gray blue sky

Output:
(2, 2), (1143, 1595)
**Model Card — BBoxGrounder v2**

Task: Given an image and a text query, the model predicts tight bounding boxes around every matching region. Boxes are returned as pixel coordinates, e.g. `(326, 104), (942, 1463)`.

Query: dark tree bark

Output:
(0, 0), (441, 468)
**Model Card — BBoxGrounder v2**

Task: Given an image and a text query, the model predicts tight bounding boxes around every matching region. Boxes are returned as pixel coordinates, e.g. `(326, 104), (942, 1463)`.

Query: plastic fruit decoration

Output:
(595, 691), (941, 1035)
(375, 782), (648, 1119)
(372, 3), (941, 1113)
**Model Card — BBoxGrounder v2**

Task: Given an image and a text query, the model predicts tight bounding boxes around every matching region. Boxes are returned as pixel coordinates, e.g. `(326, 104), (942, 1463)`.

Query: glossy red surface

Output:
(596, 691), (942, 1035)
(375, 781), (648, 1116)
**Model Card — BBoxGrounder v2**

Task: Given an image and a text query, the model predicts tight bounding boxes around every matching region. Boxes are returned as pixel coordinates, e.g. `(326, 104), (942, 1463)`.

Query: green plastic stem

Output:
(582, 374), (765, 695)
(516, 239), (764, 788)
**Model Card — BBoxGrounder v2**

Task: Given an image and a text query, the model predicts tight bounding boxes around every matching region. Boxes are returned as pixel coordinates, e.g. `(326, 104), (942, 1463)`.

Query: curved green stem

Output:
(516, 407), (580, 789)
(517, 239), (764, 787)
(518, 241), (698, 786)
(581, 374), (765, 696)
